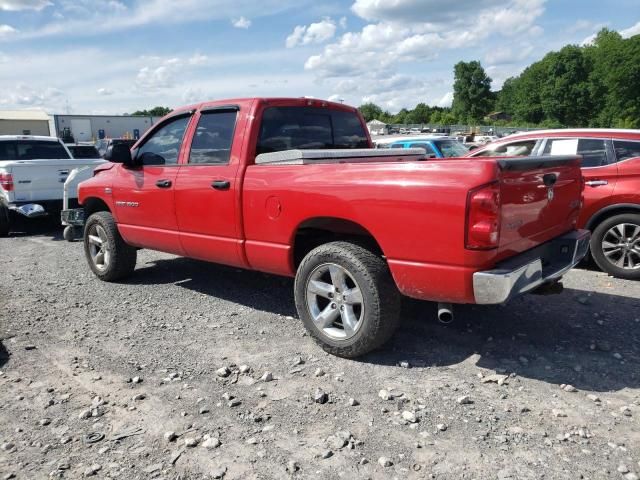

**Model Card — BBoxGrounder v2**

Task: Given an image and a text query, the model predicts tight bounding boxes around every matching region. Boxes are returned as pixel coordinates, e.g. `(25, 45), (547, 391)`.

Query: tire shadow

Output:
(127, 257), (640, 393)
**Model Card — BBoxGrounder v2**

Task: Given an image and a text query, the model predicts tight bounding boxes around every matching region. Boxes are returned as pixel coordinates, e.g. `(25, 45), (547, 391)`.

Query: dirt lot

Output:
(1, 222), (639, 480)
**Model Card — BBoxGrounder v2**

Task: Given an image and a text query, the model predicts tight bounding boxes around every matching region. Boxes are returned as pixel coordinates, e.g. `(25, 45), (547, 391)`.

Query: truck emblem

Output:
(115, 201), (139, 208)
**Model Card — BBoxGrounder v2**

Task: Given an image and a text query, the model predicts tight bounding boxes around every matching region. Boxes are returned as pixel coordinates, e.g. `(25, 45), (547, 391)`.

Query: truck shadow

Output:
(367, 291), (640, 393)
(6, 217), (65, 241)
(132, 257), (639, 393)
(0, 341), (9, 369)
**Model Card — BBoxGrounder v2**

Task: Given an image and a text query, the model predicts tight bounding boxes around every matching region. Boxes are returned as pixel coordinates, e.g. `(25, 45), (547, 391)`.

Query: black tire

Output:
(83, 211), (137, 281)
(294, 241), (401, 358)
(590, 213), (640, 280)
(0, 205), (10, 237)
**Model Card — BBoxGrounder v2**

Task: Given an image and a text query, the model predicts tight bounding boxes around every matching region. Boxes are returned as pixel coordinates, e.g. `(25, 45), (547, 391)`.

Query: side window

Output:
(613, 140), (640, 162)
(136, 115), (191, 166)
(391, 143), (405, 149)
(0, 142), (16, 161)
(409, 142), (435, 155)
(472, 140), (536, 157)
(543, 138), (607, 167)
(189, 111), (237, 165)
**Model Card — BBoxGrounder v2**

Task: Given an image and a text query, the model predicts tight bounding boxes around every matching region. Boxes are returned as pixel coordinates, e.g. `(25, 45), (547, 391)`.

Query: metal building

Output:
(0, 110), (52, 136)
(53, 115), (160, 142)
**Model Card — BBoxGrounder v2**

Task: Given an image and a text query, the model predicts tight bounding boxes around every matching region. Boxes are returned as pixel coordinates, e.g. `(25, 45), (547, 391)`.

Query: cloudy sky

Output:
(0, 0), (638, 114)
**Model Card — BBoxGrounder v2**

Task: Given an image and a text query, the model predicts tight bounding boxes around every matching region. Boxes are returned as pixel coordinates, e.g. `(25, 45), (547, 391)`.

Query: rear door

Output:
(540, 137), (616, 226)
(175, 105), (248, 267)
(112, 113), (192, 254)
(612, 139), (640, 203)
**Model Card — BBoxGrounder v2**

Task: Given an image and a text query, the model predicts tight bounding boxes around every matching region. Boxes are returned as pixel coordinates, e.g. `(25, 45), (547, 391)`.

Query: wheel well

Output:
(83, 197), (111, 217)
(292, 217), (383, 268)
(586, 205), (640, 231)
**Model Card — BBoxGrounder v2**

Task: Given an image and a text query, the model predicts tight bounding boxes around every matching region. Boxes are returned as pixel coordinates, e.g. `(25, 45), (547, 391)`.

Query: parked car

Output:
(66, 143), (101, 159)
(0, 135), (106, 236)
(374, 136), (469, 158)
(467, 129), (640, 279)
(95, 138), (137, 158)
(72, 97), (588, 357)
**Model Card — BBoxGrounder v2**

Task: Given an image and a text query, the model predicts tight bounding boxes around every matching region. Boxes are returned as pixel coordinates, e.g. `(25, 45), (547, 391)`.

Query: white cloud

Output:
(485, 44), (534, 65)
(620, 21), (640, 39)
(437, 91), (453, 108)
(0, 24), (17, 36)
(232, 16), (251, 29)
(286, 17), (337, 48)
(302, 0), (546, 109)
(97, 87), (114, 96)
(182, 86), (204, 104)
(0, 0), (51, 11)
(187, 53), (208, 65)
(0, 83), (64, 108)
(0, 0), (307, 41)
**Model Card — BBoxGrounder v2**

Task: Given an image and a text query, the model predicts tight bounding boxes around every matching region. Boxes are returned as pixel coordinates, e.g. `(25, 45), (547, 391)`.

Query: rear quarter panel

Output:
(242, 160), (501, 302)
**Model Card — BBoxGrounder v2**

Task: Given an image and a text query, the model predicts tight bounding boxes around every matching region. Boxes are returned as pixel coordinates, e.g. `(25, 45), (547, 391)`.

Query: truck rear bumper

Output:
(473, 229), (591, 305)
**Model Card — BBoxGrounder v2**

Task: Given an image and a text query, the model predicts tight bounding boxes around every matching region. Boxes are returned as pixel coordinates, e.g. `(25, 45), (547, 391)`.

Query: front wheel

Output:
(294, 241), (401, 358)
(83, 211), (137, 281)
(590, 213), (640, 280)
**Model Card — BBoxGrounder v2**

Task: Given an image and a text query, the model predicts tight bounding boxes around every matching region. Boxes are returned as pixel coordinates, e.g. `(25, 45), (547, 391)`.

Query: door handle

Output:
(211, 180), (230, 190)
(155, 179), (172, 188)
(585, 180), (608, 187)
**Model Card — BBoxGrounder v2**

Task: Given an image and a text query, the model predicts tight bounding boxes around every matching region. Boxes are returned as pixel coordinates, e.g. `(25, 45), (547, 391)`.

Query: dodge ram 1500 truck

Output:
(75, 97), (590, 357)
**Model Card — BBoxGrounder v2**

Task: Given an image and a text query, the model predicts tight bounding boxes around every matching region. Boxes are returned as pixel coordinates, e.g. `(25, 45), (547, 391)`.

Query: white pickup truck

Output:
(0, 135), (105, 236)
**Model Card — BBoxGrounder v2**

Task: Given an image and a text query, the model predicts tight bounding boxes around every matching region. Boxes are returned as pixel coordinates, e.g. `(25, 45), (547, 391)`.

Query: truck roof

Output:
(171, 97), (360, 116)
(0, 135), (61, 142)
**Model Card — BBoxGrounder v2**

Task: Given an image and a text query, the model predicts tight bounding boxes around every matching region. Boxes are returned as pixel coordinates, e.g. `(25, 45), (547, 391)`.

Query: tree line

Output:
(359, 29), (640, 128)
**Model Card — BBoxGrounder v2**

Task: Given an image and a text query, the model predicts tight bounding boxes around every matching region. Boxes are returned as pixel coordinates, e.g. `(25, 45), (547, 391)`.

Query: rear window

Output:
(472, 139), (536, 158)
(542, 138), (608, 167)
(408, 142), (436, 155)
(0, 140), (71, 160)
(68, 145), (101, 159)
(434, 140), (469, 158)
(256, 107), (368, 155)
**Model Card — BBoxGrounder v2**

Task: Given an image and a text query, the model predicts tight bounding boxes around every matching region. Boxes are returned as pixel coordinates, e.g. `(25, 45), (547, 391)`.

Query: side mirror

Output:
(105, 143), (136, 166)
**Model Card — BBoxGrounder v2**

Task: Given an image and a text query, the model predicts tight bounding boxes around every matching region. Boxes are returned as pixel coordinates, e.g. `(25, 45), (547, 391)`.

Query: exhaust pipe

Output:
(437, 303), (454, 324)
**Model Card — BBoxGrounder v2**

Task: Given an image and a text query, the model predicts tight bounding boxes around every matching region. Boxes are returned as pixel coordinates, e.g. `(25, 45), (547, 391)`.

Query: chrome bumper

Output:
(8, 203), (47, 218)
(473, 230), (591, 305)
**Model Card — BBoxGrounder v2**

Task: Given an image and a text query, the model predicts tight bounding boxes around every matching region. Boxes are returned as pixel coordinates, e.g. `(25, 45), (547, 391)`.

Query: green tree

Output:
(358, 103), (384, 122)
(452, 61), (494, 122)
(131, 106), (172, 117)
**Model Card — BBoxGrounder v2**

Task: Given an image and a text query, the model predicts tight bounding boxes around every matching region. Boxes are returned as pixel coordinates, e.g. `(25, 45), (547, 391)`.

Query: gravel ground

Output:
(1, 221), (639, 480)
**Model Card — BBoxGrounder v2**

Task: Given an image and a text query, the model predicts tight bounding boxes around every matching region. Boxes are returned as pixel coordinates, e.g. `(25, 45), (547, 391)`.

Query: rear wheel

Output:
(83, 211), (137, 281)
(591, 213), (640, 280)
(294, 241), (401, 358)
(0, 205), (10, 237)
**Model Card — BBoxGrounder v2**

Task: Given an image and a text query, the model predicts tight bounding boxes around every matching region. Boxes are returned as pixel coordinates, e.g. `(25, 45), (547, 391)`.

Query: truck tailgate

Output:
(6, 159), (105, 202)
(496, 156), (583, 258)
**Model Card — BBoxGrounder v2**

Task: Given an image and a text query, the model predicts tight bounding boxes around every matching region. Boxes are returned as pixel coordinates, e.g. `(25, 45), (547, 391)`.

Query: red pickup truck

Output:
(76, 98), (589, 357)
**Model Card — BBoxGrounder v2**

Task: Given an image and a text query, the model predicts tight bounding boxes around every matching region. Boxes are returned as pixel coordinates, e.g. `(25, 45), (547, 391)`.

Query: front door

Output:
(175, 106), (247, 267)
(112, 113), (192, 254)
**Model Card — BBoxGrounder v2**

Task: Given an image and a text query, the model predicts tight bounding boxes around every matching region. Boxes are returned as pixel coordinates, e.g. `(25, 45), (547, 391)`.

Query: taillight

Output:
(466, 182), (501, 250)
(0, 173), (13, 191)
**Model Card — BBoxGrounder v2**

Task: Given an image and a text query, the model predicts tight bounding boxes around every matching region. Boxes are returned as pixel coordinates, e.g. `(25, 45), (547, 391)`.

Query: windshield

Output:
(0, 140), (71, 160)
(434, 140), (469, 158)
